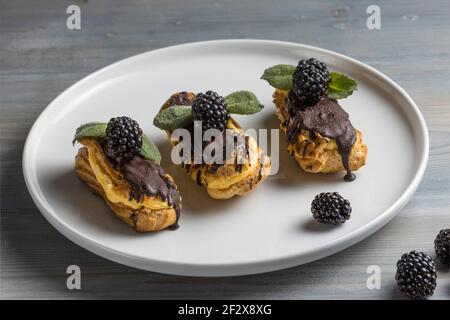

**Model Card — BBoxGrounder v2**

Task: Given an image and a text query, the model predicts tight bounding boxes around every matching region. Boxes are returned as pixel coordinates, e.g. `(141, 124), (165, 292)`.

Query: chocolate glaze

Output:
(122, 156), (181, 229)
(344, 172), (356, 182)
(172, 92), (250, 177)
(166, 91), (193, 107)
(285, 90), (356, 181)
(257, 160), (264, 181)
(196, 170), (202, 186)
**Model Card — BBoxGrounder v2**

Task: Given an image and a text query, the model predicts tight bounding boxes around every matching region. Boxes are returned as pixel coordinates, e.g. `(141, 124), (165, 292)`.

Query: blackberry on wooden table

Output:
(434, 229), (450, 265)
(395, 250), (437, 299)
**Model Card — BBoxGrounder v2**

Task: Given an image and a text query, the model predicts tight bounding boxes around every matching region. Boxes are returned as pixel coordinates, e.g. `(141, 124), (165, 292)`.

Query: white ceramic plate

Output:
(23, 40), (428, 276)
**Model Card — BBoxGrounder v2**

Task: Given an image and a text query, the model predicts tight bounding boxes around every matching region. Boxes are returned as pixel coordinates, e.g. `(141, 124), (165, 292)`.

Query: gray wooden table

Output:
(1, 0), (449, 299)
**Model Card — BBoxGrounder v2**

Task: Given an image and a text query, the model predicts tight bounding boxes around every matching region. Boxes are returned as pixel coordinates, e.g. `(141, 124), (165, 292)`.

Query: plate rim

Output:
(22, 39), (429, 276)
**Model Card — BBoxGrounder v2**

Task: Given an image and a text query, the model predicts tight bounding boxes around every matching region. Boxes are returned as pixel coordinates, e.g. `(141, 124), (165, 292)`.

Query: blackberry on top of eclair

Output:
(153, 90), (271, 199)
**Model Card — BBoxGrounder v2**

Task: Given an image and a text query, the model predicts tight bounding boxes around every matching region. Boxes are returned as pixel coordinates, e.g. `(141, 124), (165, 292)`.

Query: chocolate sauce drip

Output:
(257, 159), (264, 182)
(173, 96), (250, 176)
(122, 156), (181, 229)
(285, 91), (356, 181)
(196, 170), (202, 186)
(344, 172), (356, 182)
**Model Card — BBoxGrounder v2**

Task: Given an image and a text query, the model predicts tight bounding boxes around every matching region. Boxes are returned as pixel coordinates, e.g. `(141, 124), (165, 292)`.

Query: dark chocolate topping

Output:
(181, 123), (250, 174)
(167, 91), (194, 107)
(172, 93), (250, 175)
(122, 156), (181, 228)
(285, 90), (356, 180)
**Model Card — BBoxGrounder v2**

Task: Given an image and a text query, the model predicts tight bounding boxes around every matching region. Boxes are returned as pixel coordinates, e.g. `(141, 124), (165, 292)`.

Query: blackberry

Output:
(434, 229), (450, 265)
(292, 58), (331, 104)
(103, 116), (143, 165)
(192, 90), (230, 131)
(311, 192), (351, 224)
(395, 250), (437, 299)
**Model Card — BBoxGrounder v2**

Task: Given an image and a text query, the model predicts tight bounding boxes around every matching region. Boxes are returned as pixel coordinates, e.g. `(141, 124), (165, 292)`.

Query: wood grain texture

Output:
(1, 0), (449, 299)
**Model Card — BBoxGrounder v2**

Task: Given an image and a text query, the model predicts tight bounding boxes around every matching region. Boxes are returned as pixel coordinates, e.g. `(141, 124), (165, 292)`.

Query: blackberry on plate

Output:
(192, 90), (230, 131)
(311, 192), (351, 224)
(103, 116), (143, 165)
(395, 250), (437, 299)
(434, 229), (450, 265)
(292, 58), (331, 105)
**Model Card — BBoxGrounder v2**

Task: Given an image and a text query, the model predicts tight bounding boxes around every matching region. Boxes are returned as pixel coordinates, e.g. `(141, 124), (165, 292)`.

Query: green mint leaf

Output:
(260, 64), (296, 90)
(328, 72), (358, 100)
(153, 105), (193, 130)
(225, 91), (264, 115)
(140, 135), (161, 164)
(74, 122), (161, 164)
(73, 122), (107, 144)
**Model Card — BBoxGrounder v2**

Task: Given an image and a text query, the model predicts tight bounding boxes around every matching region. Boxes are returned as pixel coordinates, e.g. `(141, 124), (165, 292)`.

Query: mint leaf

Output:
(140, 135), (161, 164)
(225, 91), (264, 115)
(328, 72), (358, 100)
(74, 122), (161, 164)
(73, 122), (107, 144)
(260, 64), (296, 90)
(153, 105), (193, 130)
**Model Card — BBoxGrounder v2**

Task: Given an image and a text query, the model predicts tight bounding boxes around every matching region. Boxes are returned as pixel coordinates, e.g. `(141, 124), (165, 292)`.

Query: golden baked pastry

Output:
(157, 92), (271, 199)
(73, 120), (181, 232)
(273, 89), (367, 179)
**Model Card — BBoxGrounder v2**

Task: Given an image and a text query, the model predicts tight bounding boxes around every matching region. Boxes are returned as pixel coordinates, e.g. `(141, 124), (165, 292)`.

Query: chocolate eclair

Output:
(262, 58), (367, 181)
(153, 90), (271, 199)
(73, 117), (181, 232)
